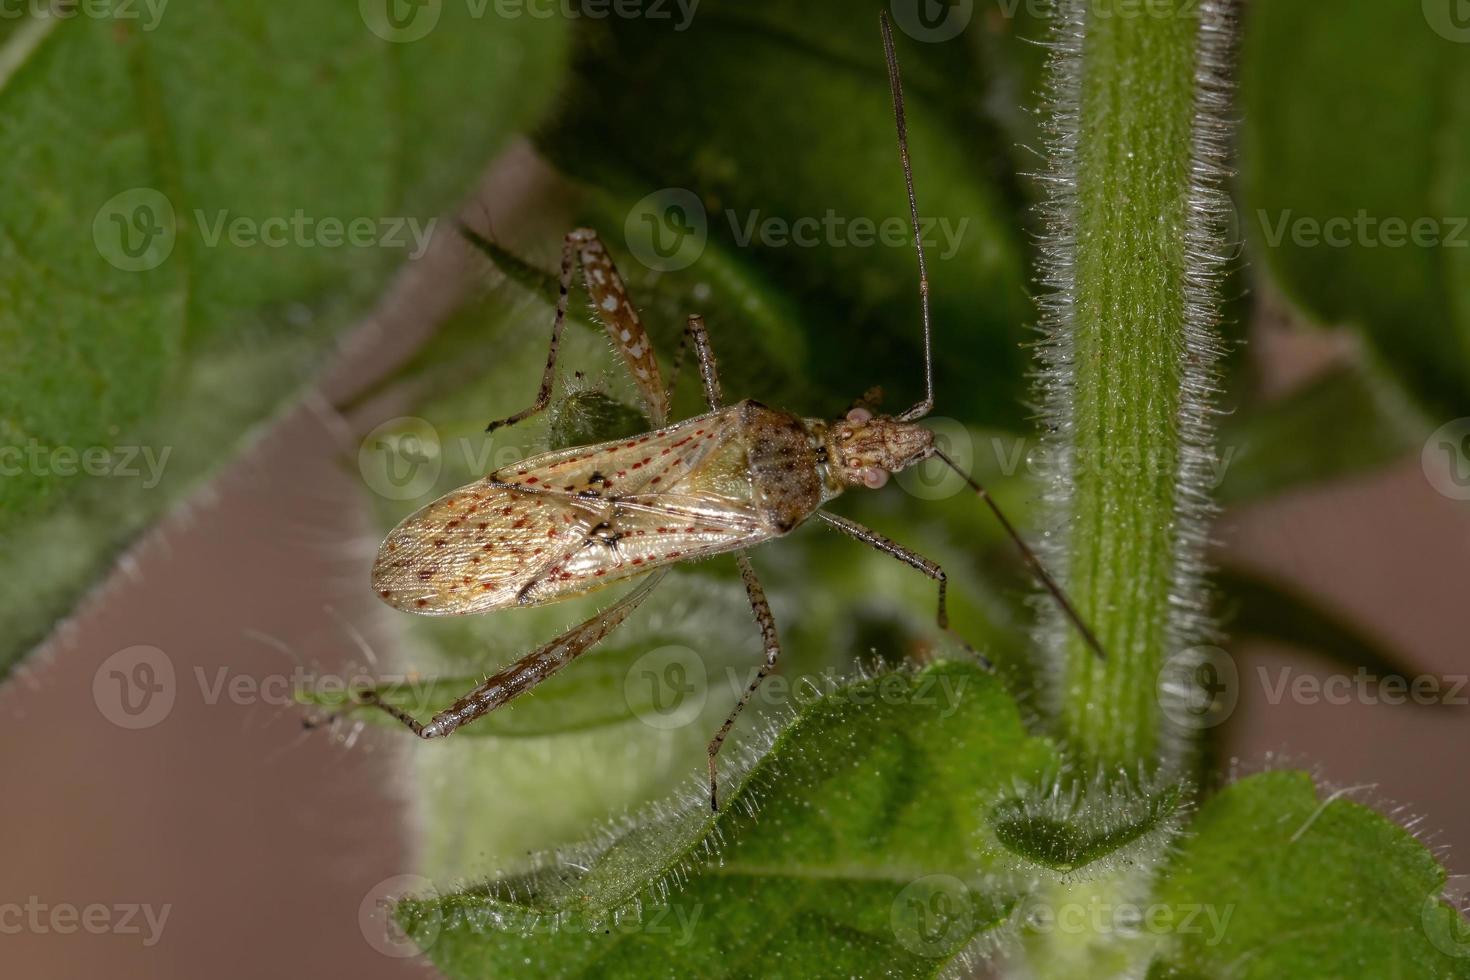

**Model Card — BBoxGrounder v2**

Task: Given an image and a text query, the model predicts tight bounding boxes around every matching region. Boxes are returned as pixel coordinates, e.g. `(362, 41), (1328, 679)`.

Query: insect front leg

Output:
(707, 553), (781, 812)
(670, 313), (725, 410)
(347, 571), (666, 738)
(816, 511), (993, 670)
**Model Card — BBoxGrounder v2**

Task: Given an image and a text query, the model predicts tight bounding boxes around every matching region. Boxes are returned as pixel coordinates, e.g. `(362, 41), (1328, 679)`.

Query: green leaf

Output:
(990, 779), (1185, 876)
(1148, 771), (1470, 978)
(0, 4), (568, 676)
(1241, 0), (1470, 415)
(391, 660), (1062, 979)
(535, 0), (1034, 426)
(1216, 363), (1429, 503)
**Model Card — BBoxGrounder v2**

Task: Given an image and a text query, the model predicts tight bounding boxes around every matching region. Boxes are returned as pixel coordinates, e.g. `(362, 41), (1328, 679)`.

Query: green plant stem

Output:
(1040, 0), (1225, 772)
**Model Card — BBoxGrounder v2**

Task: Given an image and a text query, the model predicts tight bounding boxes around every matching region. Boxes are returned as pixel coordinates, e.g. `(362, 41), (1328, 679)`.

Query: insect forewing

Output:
(372, 410), (772, 614)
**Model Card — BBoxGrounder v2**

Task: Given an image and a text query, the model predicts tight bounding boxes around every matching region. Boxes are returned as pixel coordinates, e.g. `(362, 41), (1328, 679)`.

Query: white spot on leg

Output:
(628, 342), (644, 358)
(620, 329), (632, 342)
(601, 295), (619, 313)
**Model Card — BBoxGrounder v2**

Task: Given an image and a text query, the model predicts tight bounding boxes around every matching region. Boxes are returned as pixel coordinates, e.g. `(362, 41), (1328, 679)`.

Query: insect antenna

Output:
(880, 13), (934, 423)
(931, 448), (1109, 662)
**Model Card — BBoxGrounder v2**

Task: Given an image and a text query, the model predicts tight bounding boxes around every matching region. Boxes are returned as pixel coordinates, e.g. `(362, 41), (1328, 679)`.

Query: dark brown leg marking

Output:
(817, 511), (993, 670)
(707, 552), (781, 812)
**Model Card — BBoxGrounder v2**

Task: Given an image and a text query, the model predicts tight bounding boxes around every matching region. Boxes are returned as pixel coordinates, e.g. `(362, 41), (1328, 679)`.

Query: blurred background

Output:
(1, 1), (1467, 977)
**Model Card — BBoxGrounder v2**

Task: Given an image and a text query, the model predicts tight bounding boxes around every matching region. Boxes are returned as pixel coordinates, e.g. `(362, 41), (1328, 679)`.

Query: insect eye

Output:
(862, 467), (889, 489)
(846, 407), (874, 424)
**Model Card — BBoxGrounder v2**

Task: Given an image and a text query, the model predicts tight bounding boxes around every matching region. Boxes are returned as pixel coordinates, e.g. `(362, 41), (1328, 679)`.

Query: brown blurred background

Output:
(2, 150), (1466, 979)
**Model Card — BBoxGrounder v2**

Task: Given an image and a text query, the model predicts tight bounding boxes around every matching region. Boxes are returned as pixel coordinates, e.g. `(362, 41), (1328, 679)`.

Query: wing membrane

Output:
(372, 410), (772, 614)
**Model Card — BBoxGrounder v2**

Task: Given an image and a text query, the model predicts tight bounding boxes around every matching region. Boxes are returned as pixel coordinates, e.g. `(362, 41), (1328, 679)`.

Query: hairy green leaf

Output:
(0, 3), (568, 676)
(392, 661), (1060, 979)
(1148, 771), (1470, 978)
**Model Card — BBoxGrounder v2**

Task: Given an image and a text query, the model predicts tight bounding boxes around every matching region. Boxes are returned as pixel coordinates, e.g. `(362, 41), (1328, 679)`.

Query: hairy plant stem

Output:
(1035, 0), (1231, 775)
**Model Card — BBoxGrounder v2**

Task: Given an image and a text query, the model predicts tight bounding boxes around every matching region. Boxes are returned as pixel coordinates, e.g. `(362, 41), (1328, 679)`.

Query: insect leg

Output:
(706, 553), (780, 812)
(682, 314), (724, 410)
(483, 230), (581, 432)
(567, 229), (671, 427)
(352, 570), (666, 738)
(816, 511), (993, 670)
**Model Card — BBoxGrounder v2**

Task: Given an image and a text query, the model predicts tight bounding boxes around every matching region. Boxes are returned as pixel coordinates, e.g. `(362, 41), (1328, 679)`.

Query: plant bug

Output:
(351, 14), (1105, 812)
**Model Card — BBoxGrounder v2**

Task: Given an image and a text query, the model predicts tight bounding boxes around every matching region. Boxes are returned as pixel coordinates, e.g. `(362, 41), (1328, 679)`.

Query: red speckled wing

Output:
(372, 409), (772, 614)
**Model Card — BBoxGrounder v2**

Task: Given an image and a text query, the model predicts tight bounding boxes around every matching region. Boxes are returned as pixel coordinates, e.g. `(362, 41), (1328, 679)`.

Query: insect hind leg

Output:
(816, 511), (993, 670)
(314, 572), (666, 741)
(707, 553), (781, 812)
(483, 228), (673, 432)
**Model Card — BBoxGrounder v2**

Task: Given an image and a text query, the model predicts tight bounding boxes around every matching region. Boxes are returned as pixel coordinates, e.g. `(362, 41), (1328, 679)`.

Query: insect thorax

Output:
(735, 400), (838, 534)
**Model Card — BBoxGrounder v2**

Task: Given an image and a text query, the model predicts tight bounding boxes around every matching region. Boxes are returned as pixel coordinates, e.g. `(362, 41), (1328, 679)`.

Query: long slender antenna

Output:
(880, 13), (934, 423)
(933, 448), (1108, 661)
